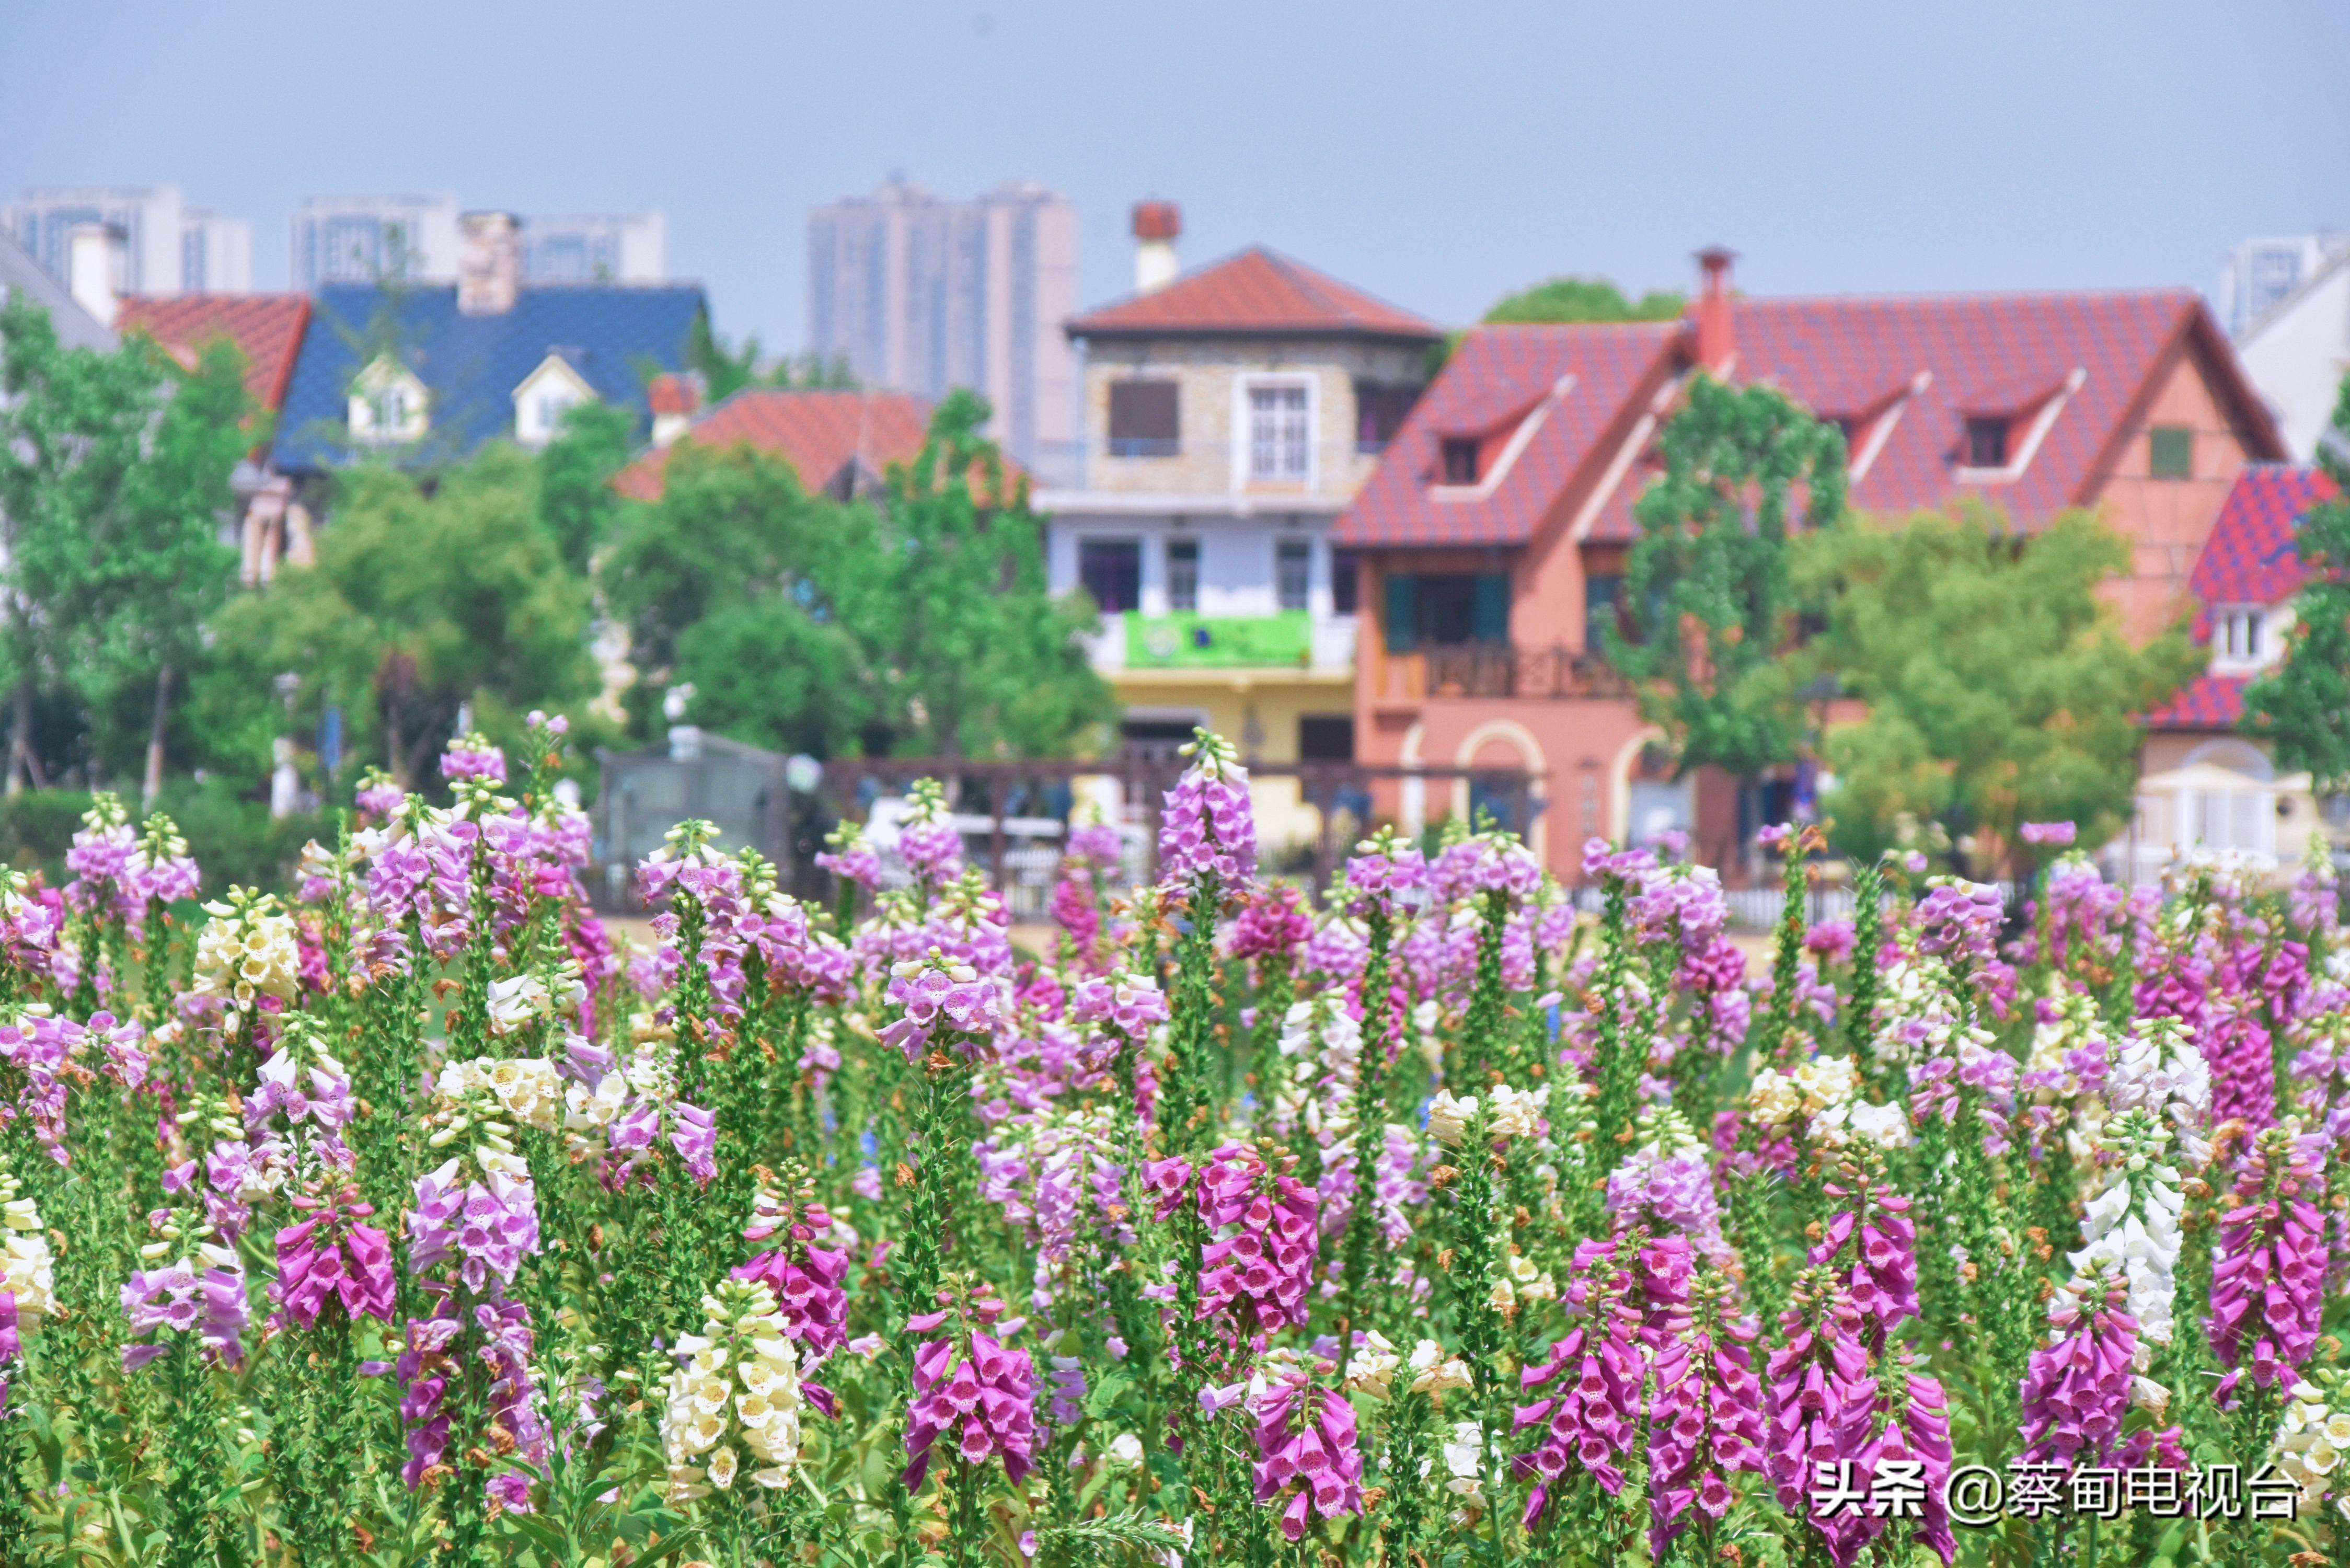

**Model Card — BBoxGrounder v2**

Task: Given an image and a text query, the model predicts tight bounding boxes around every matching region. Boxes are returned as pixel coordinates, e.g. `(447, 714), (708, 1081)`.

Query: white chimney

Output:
(65, 222), (123, 327)
(1132, 200), (1180, 294)
(457, 210), (521, 315)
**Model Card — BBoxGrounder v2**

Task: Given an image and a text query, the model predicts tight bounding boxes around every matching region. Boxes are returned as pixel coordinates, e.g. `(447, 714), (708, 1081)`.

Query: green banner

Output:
(1125, 610), (1312, 668)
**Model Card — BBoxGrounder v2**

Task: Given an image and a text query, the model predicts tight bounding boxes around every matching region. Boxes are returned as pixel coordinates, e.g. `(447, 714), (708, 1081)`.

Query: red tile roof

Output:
(647, 371), (703, 417)
(114, 293), (311, 412)
(2146, 464), (2337, 731)
(1337, 288), (2284, 549)
(2179, 464), (2337, 638)
(613, 388), (1027, 503)
(1066, 247), (1441, 341)
(2145, 672), (2251, 730)
(1335, 322), (1680, 548)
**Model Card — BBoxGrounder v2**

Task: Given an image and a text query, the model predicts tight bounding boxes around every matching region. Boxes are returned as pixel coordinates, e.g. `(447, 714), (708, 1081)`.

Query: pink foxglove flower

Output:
(271, 1189), (396, 1330)
(903, 1310), (1036, 1489)
(1250, 1375), (1365, 1540)
(2017, 1272), (2136, 1466)
(1516, 1236), (1645, 1519)
(1158, 730), (1256, 887)
(2208, 1126), (2328, 1401)
(1644, 1260), (1765, 1558)
(1191, 1143), (1320, 1331)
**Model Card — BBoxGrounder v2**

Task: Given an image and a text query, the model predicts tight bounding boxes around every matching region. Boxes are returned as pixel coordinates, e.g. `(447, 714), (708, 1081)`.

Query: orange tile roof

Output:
(614, 388), (1023, 503)
(114, 293), (311, 412)
(1066, 247), (1441, 341)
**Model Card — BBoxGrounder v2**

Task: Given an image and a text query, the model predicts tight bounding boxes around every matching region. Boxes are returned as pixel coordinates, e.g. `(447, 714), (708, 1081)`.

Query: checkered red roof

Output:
(2179, 463), (2338, 638)
(1066, 247), (1440, 341)
(1338, 288), (2272, 549)
(1332, 322), (1680, 548)
(2145, 673), (2251, 730)
(114, 293), (311, 412)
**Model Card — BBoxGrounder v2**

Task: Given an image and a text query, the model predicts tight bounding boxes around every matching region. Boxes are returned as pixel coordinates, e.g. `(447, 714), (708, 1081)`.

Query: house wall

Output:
(2237, 260), (2350, 464)
(2092, 345), (2257, 643)
(1079, 336), (1425, 498)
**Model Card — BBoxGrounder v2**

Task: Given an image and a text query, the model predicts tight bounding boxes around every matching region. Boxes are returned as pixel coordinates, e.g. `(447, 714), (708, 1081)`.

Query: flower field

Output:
(0, 716), (2343, 1567)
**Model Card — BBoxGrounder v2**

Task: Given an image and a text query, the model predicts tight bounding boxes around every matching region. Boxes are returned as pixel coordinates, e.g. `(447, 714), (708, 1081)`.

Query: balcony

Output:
(1377, 642), (1634, 703)
(1084, 610), (1356, 676)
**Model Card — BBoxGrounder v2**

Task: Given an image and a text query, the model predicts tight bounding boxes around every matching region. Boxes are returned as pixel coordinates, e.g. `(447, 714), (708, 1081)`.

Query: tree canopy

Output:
(1794, 504), (2200, 873)
(1604, 373), (1849, 795)
(0, 295), (252, 795)
(2242, 376), (2350, 798)
(1481, 276), (1686, 325)
(607, 389), (1112, 760)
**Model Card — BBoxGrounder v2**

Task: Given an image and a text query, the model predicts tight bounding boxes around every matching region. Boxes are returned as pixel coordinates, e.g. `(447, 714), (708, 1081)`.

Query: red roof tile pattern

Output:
(2146, 464), (2336, 731)
(1066, 247), (1441, 341)
(2145, 672), (2250, 730)
(2179, 464), (2337, 639)
(647, 371), (702, 417)
(1339, 289), (2282, 550)
(1333, 322), (1679, 548)
(115, 294), (311, 412)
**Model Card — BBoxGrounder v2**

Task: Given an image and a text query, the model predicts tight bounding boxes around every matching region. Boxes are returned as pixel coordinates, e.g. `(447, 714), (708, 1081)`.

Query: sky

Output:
(4, 1), (2346, 351)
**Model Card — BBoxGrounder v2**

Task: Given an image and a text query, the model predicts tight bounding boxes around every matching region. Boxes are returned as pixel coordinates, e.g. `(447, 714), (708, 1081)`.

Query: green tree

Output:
(608, 391), (1111, 759)
(0, 296), (252, 799)
(1481, 275), (1685, 325)
(200, 446), (596, 789)
(686, 315), (855, 405)
(599, 442), (817, 697)
(1602, 374), (1848, 852)
(2242, 376), (2350, 798)
(535, 399), (637, 574)
(1795, 504), (2201, 875)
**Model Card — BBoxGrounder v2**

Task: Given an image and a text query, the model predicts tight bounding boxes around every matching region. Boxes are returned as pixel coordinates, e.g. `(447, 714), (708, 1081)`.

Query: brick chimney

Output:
(65, 222), (123, 327)
(457, 211), (521, 315)
(1132, 200), (1180, 294)
(1694, 246), (1736, 373)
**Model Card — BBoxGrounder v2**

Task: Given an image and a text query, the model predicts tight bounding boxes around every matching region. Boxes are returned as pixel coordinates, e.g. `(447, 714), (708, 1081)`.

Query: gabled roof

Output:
(116, 293), (311, 411)
(1334, 322), (1681, 548)
(1338, 287), (2288, 549)
(612, 388), (937, 501)
(1065, 247), (1441, 342)
(2145, 464), (2338, 732)
(272, 282), (706, 474)
(0, 229), (114, 352)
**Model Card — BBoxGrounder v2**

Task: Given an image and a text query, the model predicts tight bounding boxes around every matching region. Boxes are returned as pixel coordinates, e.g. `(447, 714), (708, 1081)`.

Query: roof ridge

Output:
(1734, 285), (2201, 307)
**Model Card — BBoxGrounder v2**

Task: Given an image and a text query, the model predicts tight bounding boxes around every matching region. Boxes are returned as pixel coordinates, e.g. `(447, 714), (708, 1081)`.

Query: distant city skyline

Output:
(2, 1), (2344, 354)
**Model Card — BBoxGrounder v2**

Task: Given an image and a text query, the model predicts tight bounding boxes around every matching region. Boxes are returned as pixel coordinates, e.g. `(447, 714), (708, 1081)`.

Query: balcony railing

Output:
(1409, 642), (1635, 700)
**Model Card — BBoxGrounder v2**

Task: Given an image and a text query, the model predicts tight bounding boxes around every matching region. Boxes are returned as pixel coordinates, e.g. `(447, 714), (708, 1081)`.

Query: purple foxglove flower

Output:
(903, 1327), (1036, 1489)
(1250, 1376), (1365, 1539)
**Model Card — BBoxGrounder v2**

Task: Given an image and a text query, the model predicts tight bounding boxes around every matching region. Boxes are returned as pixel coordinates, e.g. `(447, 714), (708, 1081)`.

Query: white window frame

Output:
(348, 353), (429, 445)
(2210, 604), (2274, 672)
(1233, 373), (1317, 490)
(1274, 536), (1312, 613)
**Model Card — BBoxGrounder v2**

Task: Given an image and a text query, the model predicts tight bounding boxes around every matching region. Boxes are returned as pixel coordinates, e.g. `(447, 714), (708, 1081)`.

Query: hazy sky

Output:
(5, 1), (2345, 350)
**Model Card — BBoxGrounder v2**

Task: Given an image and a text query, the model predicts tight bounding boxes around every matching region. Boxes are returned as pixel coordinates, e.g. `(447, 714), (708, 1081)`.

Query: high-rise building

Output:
(807, 179), (1078, 480)
(521, 212), (666, 283)
(4, 186), (252, 294)
(292, 197), (668, 289)
(290, 194), (463, 288)
(2218, 233), (2347, 337)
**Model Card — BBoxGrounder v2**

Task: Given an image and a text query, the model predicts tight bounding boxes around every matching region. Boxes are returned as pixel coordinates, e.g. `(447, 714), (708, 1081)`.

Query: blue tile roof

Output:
(271, 282), (706, 474)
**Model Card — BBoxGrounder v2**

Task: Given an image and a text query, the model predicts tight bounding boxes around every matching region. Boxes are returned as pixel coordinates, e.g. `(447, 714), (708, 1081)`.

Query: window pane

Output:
(1166, 537), (1199, 612)
(1441, 437), (1480, 485)
(1298, 715), (1354, 762)
(1330, 548), (1360, 615)
(2149, 425), (2193, 479)
(1108, 381), (1180, 456)
(1250, 385), (1310, 478)
(1077, 539), (1142, 615)
(1277, 539), (1310, 611)
(1964, 416), (2009, 467)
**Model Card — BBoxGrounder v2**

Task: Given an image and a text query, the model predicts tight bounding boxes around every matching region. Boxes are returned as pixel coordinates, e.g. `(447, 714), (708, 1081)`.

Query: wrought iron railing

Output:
(1417, 643), (1635, 700)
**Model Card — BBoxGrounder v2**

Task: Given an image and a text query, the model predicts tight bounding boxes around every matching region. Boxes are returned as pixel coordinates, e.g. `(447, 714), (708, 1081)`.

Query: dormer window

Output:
(348, 353), (429, 445)
(1441, 436), (1480, 485)
(1964, 416), (2010, 468)
(512, 353), (597, 448)
(2212, 606), (2271, 671)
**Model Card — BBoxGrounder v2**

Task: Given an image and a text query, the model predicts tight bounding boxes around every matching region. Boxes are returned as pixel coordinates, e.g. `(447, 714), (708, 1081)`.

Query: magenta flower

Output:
(1516, 1236), (1646, 1517)
(2017, 1273), (2136, 1466)
(1158, 731), (1257, 887)
(2020, 821), (2076, 846)
(2208, 1127), (2328, 1400)
(1251, 1376), (1365, 1540)
(1644, 1261), (1765, 1558)
(902, 1317), (1036, 1489)
(271, 1191), (396, 1331)
(733, 1199), (850, 1358)
(1191, 1143), (1320, 1331)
